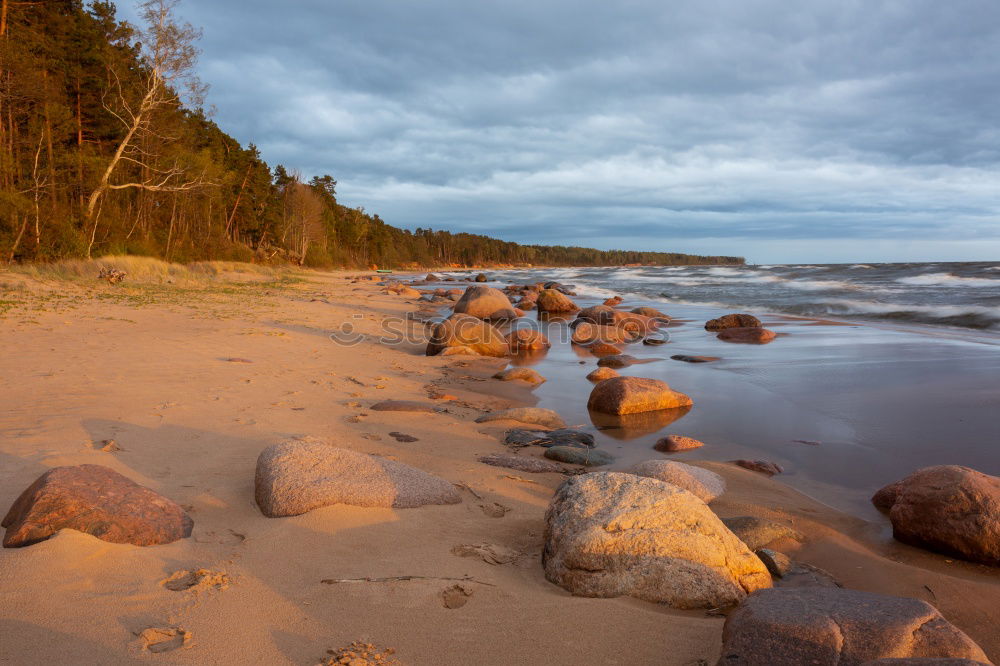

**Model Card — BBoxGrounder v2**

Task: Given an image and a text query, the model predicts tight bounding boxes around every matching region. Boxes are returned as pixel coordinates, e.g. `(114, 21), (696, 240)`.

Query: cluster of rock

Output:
(539, 469), (993, 663)
(705, 312), (777, 344)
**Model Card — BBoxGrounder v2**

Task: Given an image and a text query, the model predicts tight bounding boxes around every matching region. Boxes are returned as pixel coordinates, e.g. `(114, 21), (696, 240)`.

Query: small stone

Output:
(705, 313), (761, 330)
(732, 459), (784, 476)
(596, 354), (636, 368)
(544, 446), (614, 466)
(671, 355), (720, 363)
(755, 548), (791, 578)
(388, 432), (419, 443)
(654, 435), (704, 452)
(477, 453), (567, 474)
(492, 367), (546, 385)
(643, 336), (668, 346)
(587, 367), (620, 382)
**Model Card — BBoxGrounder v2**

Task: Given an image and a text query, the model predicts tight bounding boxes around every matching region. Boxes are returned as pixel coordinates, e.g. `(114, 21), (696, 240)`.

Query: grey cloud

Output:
(117, 0), (1000, 261)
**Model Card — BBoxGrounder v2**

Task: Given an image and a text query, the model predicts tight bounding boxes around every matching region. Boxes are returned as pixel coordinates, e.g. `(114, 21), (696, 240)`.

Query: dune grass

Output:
(7, 255), (290, 284)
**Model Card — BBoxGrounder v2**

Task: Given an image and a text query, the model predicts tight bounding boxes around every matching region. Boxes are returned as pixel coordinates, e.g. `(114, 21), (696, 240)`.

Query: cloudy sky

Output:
(122, 0), (1000, 263)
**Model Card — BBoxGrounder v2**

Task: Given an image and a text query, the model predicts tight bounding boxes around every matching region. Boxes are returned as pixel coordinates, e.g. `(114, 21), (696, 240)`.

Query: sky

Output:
(118, 0), (1000, 263)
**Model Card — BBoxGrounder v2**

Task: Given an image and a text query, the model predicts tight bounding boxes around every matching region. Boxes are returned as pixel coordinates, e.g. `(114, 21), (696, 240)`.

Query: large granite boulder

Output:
(655, 434), (704, 452)
(452, 285), (516, 321)
(872, 465), (1000, 566)
(706, 313), (762, 330)
(717, 587), (990, 665)
(425, 313), (509, 357)
(536, 289), (579, 313)
(627, 460), (726, 502)
(2, 465), (192, 548)
(587, 376), (693, 415)
(255, 440), (461, 517)
(543, 472), (771, 609)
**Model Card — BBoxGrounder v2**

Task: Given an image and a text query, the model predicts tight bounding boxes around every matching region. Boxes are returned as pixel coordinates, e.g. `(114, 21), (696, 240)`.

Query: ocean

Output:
(488, 261), (1000, 332)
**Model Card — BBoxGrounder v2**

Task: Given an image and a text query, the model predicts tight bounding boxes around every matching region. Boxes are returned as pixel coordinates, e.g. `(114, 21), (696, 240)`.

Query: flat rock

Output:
(632, 306), (670, 320)
(543, 472), (771, 609)
(475, 407), (566, 429)
(254, 440), (461, 517)
(596, 354), (636, 368)
(718, 327), (777, 344)
(872, 465), (1000, 565)
(705, 313), (761, 330)
(654, 434), (704, 452)
(478, 453), (567, 474)
(544, 446), (614, 466)
(732, 459), (784, 476)
(587, 367), (620, 382)
(642, 336), (668, 345)
(492, 367), (546, 385)
(504, 428), (595, 449)
(722, 517), (805, 550)
(2, 464), (192, 548)
(370, 400), (442, 413)
(627, 460), (726, 502)
(671, 354), (720, 363)
(717, 587), (990, 665)
(587, 376), (693, 415)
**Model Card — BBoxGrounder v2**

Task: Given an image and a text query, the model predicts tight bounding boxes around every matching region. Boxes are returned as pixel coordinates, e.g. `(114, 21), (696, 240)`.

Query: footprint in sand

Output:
(451, 543), (518, 565)
(441, 583), (473, 609)
(161, 569), (231, 592)
(193, 529), (246, 546)
(135, 627), (191, 653)
(457, 484), (511, 518)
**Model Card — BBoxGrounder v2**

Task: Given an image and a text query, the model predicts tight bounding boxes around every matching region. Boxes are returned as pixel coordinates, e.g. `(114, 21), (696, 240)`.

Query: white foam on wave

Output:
(804, 298), (1000, 322)
(849, 264), (875, 269)
(896, 272), (1000, 288)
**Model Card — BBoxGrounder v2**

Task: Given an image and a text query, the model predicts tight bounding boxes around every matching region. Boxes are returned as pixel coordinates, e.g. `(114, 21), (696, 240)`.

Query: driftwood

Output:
(320, 575), (495, 587)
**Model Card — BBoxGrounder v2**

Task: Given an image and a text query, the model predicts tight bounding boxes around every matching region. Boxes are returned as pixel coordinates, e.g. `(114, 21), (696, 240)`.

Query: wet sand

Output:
(0, 267), (998, 664)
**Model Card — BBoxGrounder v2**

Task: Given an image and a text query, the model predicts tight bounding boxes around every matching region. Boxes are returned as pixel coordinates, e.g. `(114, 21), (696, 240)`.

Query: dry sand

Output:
(0, 268), (997, 664)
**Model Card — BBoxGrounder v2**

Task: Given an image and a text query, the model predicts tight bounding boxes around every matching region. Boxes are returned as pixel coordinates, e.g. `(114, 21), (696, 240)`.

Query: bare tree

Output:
(83, 0), (208, 257)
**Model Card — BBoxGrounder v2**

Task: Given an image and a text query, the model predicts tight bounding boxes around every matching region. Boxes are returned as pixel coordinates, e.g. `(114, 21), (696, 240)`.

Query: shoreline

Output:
(0, 267), (997, 663)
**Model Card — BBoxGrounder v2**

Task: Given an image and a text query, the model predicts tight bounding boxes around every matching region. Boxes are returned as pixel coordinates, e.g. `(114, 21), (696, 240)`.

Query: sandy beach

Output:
(1, 265), (998, 665)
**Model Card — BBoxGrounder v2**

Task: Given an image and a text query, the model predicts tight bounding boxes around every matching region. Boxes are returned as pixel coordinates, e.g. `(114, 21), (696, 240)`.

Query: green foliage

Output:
(0, 2), (743, 269)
